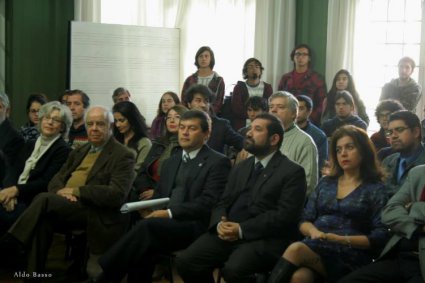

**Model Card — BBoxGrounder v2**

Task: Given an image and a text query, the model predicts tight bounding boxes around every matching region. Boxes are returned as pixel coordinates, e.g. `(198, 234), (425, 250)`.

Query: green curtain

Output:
(296, 0), (328, 78)
(5, 0), (74, 126)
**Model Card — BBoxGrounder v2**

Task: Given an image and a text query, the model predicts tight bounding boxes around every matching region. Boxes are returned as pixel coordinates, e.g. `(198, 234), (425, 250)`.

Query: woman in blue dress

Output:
(268, 125), (389, 283)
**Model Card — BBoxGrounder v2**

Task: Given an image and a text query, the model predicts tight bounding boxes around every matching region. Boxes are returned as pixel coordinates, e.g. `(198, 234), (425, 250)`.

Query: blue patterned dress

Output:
(302, 177), (389, 271)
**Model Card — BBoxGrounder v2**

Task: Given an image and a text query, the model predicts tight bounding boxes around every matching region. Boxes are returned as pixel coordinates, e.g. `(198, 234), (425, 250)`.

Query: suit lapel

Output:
(184, 146), (210, 186)
(86, 138), (114, 182)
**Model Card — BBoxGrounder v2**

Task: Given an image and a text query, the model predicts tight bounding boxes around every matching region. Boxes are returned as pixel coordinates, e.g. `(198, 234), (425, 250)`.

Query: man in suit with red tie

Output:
(176, 113), (307, 283)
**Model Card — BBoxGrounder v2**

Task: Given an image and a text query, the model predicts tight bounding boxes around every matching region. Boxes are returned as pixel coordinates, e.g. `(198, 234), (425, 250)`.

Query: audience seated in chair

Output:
(150, 91), (180, 140)
(112, 101), (152, 171)
(339, 164), (425, 283)
(132, 105), (188, 202)
(268, 125), (389, 283)
(186, 84), (244, 154)
(0, 101), (72, 235)
(322, 90), (367, 137)
(382, 110), (425, 197)
(269, 91), (318, 196)
(321, 69), (369, 125)
(19, 93), (48, 142)
(0, 106), (136, 280)
(176, 113), (306, 283)
(66, 89), (91, 149)
(91, 110), (231, 283)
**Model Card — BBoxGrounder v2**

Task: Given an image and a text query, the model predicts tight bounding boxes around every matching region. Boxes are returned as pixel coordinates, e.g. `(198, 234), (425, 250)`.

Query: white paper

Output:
(120, 197), (170, 213)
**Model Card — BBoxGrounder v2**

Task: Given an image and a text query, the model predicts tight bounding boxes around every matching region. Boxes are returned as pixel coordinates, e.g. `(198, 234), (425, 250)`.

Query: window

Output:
(353, 0), (422, 132)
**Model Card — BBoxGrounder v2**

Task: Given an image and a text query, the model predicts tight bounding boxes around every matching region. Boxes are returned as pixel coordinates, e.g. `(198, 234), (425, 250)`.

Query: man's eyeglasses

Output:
(294, 52), (309, 57)
(385, 126), (410, 137)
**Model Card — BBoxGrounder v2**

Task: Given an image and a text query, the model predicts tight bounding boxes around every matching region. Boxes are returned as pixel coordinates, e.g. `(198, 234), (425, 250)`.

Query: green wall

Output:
(5, 0), (73, 126)
(296, 0), (328, 77)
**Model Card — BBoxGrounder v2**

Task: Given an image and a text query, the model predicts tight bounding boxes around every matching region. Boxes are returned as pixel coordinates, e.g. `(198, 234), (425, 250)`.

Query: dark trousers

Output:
(8, 192), (87, 273)
(0, 202), (27, 235)
(98, 217), (204, 283)
(338, 252), (424, 283)
(175, 232), (289, 283)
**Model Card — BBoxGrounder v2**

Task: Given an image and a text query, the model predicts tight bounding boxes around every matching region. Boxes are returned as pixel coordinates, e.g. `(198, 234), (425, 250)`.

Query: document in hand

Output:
(120, 197), (170, 213)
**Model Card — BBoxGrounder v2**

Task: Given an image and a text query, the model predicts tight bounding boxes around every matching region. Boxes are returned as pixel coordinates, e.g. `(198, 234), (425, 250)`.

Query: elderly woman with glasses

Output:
(0, 101), (72, 235)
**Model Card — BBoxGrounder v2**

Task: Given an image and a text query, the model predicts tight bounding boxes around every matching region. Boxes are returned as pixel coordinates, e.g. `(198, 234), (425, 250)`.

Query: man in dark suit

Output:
(0, 93), (24, 184)
(186, 84), (244, 154)
(176, 113), (307, 283)
(90, 110), (231, 283)
(0, 106), (135, 279)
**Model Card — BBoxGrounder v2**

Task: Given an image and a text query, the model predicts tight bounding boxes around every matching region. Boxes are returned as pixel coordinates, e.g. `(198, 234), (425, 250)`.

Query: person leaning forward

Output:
(0, 106), (136, 279)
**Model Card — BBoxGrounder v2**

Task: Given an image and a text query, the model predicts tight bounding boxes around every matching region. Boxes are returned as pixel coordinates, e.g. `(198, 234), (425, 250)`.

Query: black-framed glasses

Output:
(385, 126), (410, 137)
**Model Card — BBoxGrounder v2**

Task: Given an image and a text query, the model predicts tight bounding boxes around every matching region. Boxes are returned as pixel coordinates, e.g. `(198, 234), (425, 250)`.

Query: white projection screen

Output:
(70, 21), (180, 124)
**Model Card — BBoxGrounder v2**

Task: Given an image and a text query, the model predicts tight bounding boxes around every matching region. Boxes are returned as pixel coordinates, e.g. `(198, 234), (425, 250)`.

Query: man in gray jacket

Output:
(339, 165), (425, 282)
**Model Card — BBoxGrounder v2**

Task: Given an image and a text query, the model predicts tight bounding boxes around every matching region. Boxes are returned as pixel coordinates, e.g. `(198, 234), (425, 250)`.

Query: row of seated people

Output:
(0, 83), (425, 283)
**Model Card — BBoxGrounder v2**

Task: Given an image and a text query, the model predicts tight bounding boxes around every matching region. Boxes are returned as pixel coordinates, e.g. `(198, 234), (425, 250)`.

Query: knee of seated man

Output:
(221, 260), (254, 282)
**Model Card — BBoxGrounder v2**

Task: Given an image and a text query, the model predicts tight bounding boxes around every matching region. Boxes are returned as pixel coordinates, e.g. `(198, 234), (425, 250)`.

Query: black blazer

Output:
(207, 116), (244, 154)
(210, 151), (307, 241)
(3, 137), (71, 204)
(0, 119), (24, 169)
(154, 145), (231, 227)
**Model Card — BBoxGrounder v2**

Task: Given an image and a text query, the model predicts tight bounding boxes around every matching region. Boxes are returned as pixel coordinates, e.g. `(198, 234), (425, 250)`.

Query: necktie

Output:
(397, 159), (407, 182)
(249, 162), (264, 184)
(183, 153), (190, 163)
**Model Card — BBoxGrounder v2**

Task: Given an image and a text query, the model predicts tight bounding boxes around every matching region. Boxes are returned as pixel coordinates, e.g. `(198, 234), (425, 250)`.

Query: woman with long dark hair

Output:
(150, 91), (180, 139)
(268, 125), (389, 283)
(322, 69), (369, 125)
(112, 101), (151, 171)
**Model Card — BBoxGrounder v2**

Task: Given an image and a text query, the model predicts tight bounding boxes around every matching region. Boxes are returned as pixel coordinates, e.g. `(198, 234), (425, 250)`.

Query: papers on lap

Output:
(120, 197), (170, 213)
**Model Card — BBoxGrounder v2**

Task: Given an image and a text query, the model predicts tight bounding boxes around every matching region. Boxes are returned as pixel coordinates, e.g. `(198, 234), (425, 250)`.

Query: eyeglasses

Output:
(43, 116), (62, 125)
(385, 126), (410, 137)
(378, 112), (391, 119)
(294, 52), (309, 57)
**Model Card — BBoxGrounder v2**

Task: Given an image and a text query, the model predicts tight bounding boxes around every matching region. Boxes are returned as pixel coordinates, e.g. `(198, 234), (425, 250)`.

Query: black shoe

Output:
(267, 258), (298, 283)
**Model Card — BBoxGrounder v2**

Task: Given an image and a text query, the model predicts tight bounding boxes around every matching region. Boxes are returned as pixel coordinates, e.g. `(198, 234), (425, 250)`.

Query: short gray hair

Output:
(0, 93), (10, 109)
(38, 101), (73, 139)
(269, 91), (299, 115)
(84, 105), (114, 132)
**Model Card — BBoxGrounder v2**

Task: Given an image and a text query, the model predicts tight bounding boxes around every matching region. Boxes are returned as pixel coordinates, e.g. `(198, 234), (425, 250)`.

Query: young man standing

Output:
(231, 58), (273, 130)
(380, 56), (422, 112)
(278, 44), (326, 125)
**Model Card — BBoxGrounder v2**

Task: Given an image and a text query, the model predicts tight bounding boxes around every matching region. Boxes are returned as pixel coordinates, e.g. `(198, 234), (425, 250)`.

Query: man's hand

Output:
(57, 188), (78, 202)
(217, 217), (240, 241)
(139, 189), (154, 200)
(145, 209), (169, 219)
(235, 150), (249, 165)
(3, 198), (17, 212)
(0, 186), (19, 204)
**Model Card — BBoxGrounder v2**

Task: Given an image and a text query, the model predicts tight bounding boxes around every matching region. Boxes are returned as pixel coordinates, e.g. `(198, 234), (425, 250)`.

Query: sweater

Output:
(280, 124), (318, 195)
(380, 78), (422, 112)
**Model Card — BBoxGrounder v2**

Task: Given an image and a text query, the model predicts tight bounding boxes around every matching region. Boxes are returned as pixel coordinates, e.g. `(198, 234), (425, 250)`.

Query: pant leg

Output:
(0, 201), (26, 235)
(338, 258), (403, 283)
(98, 217), (203, 283)
(400, 253), (424, 283)
(176, 232), (234, 283)
(8, 192), (86, 273)
(222, 239), (288, 283)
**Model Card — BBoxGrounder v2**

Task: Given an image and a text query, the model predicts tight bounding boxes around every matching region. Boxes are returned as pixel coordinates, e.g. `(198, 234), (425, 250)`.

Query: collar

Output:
(89, 138), (110, 153)
(182, 147), (202, 160)
(255, 150), (277, 169)
(285, 122), (296, 132)
(400, 144), (424, 162)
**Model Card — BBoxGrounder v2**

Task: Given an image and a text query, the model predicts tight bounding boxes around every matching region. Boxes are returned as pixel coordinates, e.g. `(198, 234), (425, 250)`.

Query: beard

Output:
(244, 137), (272, 156)
(250, 73), (259, 80)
